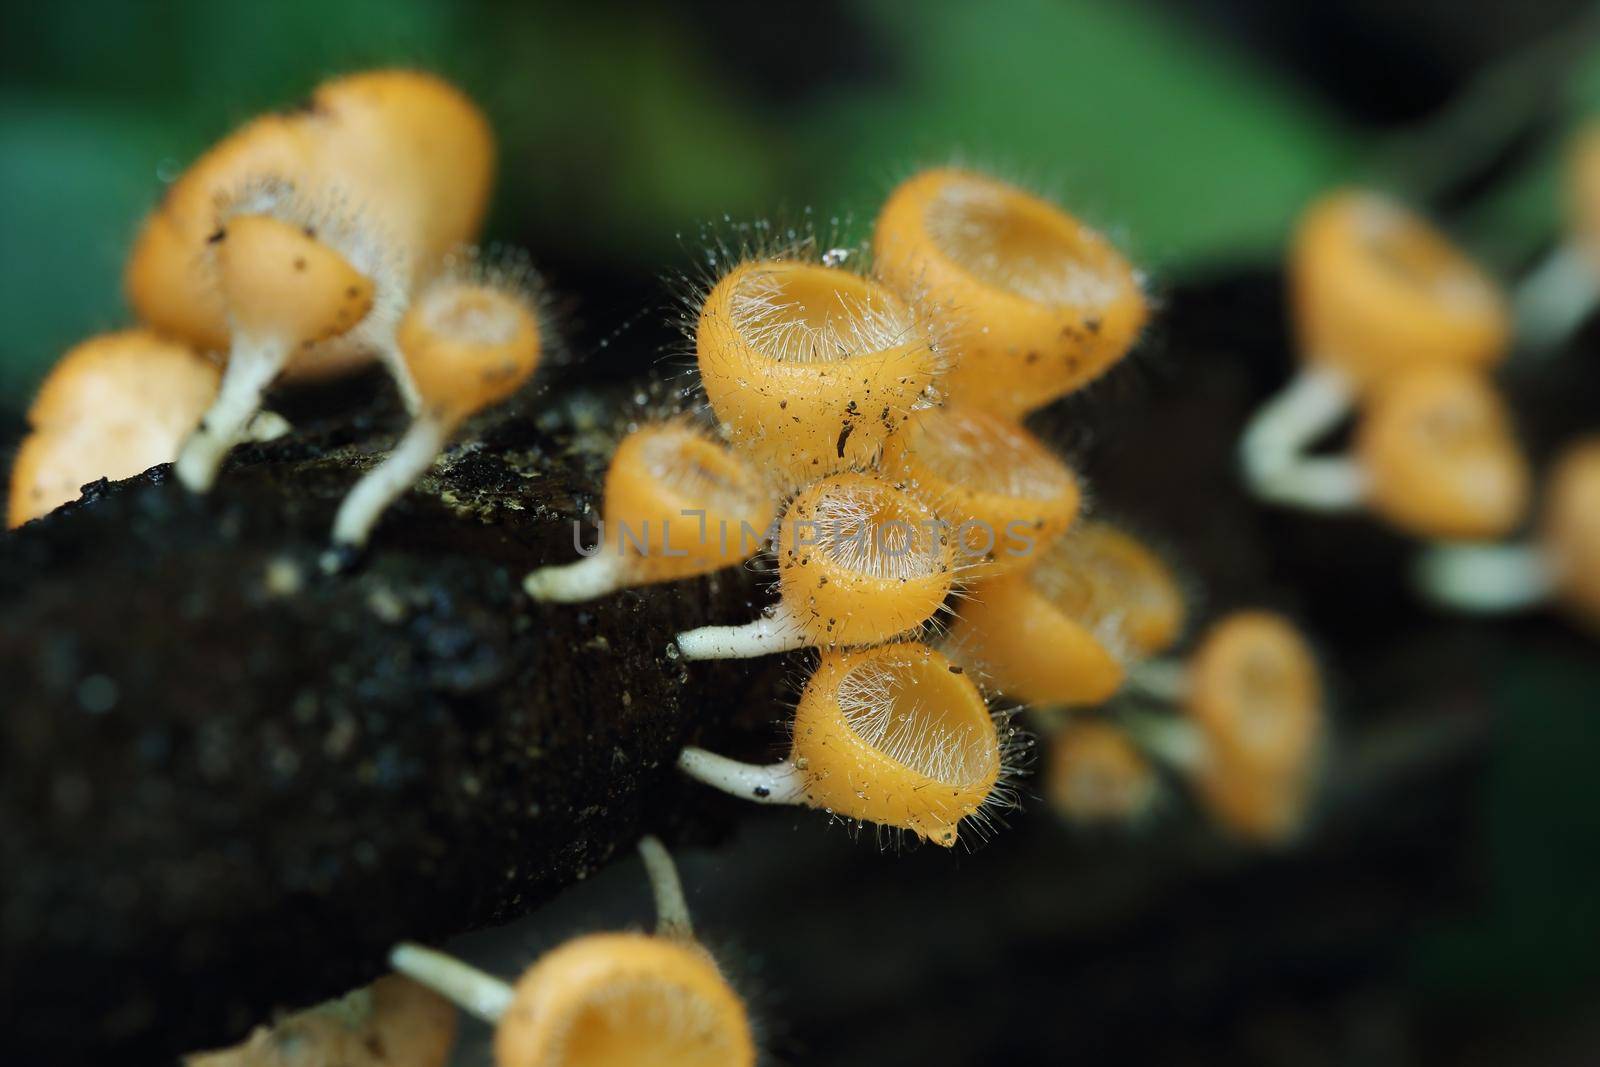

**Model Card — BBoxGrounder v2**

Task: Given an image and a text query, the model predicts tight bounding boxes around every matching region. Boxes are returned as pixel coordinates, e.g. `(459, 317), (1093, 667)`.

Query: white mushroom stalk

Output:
(175, 178), (409, 492)
(1413, 541), (1557, 613)
(675, 747), (809, 804)
(1238, 364), (1367, 511)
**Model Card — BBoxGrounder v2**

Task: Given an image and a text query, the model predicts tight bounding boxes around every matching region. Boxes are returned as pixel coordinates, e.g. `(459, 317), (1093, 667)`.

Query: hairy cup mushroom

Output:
(172, 179), (407, 492)
(677, 642), (1009, 847)
(695, 258), (942, 484)
(873, 167), (1147, 418)
(674, 472), (956, 660)
(330, 255), (543, 555)
(390, 837), (757, 1067)
(524, 420), (776, 603)
(877, 403), (1081, 576)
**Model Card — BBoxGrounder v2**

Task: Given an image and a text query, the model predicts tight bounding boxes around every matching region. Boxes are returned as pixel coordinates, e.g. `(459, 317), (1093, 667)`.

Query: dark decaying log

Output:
(0, 374), (781, 1061)
(3, 274), (1597, 1064)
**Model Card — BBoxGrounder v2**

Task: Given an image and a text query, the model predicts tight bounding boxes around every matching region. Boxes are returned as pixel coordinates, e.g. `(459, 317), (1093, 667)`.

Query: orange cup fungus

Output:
(1291, 189), (1509, 390)
(330, 261), (544, 553)
(945, 522), (1177, 707)
(878, 403), (1080, 576)
(1356, 365), (1529, 541)
(1181, 611), (1324, 843)
(874, 167), (1147, 418)
(674, 472), (956, 659)
(524, 421), (777, 603)
(1042, 520), (1185, 658)
(695, 259), (942, 483)
(172, 180), (406, 492)
(8, 330), (227, 527)
(126, 69), (493, 369)
(678, 642), (1005, 847)
(390, 837), (756, 1067)
(1046, 720), (1159, 826)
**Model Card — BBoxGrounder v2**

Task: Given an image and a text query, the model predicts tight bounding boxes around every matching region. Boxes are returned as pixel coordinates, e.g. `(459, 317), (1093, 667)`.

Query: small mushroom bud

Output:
(1046, 720), (1159, 826)
(674, 472), (956, 660)
(7, 330), (274, 527)
(696, 259), (942, 484)
(878, 403), (1080, 577)
(524, 421), (777, 603)
(389, 837), (757, 1067)
(173, 179), (407, 493)
(677, 642), (1008, 847)
(1241, 189), (1510, 502)
(874, 167), (1147, 418)
(330, 260), (543, 554)
(183, 976), (457, 1067)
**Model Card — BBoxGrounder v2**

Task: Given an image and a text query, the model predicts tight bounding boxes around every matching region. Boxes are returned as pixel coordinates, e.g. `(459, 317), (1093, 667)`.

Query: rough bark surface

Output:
(0, 373), (779, 1061)
(4, 275), (1597, 1064)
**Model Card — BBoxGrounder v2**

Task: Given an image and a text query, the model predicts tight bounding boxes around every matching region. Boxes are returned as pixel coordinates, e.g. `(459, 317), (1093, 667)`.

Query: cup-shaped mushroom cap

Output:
(602, 423), (777, 582)
(1543, 437), (1600, 625)
(126, 115), (313, 353)
(1291, 190), (1509, 390)
(1356, 365), (1529, 540)
(494, 932), (755, 1067)
(398, 279), (541, 423)
(947, 567), (1125, 708)
(775, 473), (956, 647)
(1047, 720), (1158, 824)
(878, 404), (1080, 577)
(8, 330), (220, 527)
(696, 260), (940, 483)
(215, 213), (376, 349)
(789, 642), (1001, 847)
(1186, 612), (1322, 774)
(1185, 612), (1322, 843)
(1042, 521), (1185, 657)
(874, 168), (1147, 418)
(184, 975), (457, 1067)
(299, 70), (495, 269)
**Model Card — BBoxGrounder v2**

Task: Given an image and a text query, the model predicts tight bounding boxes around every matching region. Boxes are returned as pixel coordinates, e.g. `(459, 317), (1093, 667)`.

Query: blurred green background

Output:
(3, 0), (1597, 404)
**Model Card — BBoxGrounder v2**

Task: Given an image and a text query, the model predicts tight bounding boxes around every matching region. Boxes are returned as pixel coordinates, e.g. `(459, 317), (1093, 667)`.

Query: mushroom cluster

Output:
(9, 70), (546, 554)
(1235, 186), (1600, 639)
(1240, 189), (1528, 541)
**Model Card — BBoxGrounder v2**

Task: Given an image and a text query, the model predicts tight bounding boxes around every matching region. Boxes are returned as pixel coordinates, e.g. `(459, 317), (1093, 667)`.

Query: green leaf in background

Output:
(1408, 651), (1600, 1004)
(0, 0), (1445, 404)
(795, 0), (1361, 272)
